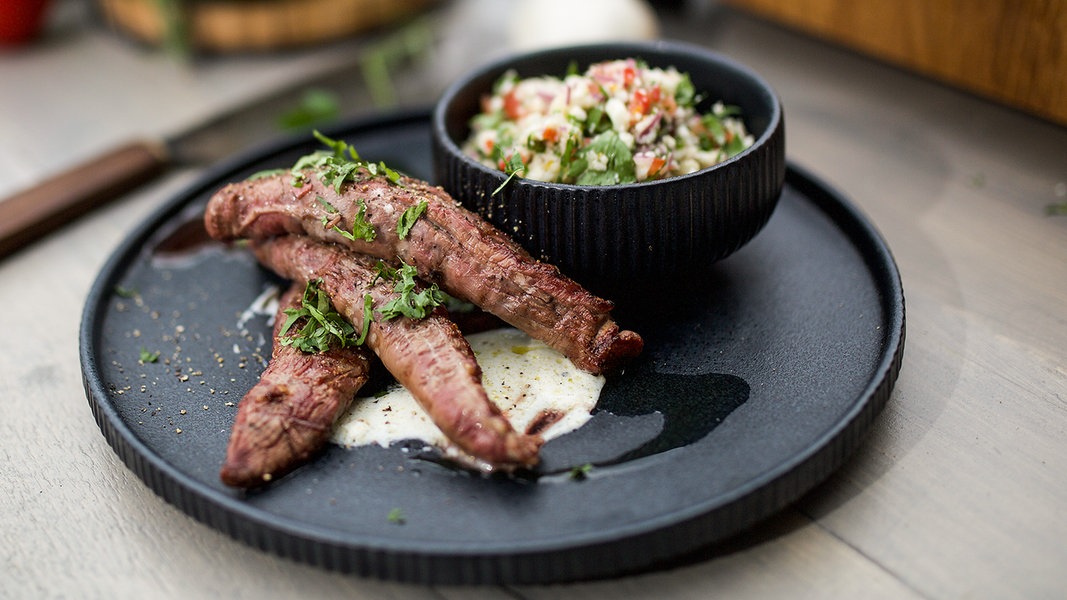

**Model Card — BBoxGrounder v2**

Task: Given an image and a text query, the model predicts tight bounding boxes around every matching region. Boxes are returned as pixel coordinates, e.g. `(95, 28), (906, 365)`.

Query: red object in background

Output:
(0, 0), (51, 46)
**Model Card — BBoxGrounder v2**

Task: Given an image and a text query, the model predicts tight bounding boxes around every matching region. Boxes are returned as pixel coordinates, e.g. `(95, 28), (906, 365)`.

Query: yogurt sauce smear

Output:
(330, 327), (604, 455)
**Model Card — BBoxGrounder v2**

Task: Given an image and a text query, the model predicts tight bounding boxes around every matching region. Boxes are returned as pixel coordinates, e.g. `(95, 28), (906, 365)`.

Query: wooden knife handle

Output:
(0, 140), (169, 259)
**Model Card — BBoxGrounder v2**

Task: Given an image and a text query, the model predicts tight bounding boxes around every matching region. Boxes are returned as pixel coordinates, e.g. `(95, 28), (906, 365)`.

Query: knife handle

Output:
(0, 140), (169, 259)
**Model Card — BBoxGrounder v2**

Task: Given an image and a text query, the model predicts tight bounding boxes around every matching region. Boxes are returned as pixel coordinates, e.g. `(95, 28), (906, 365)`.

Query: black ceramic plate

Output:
(80, 110), (904, 585)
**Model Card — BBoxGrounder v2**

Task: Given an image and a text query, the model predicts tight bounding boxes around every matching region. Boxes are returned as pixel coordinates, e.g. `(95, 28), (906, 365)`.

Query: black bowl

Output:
(432, 40), (785, 295)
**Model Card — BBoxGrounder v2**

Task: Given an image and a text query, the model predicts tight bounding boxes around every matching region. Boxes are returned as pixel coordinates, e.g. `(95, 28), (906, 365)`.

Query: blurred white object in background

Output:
(508, 0), (660, 50)
(429, 0), (660, 92)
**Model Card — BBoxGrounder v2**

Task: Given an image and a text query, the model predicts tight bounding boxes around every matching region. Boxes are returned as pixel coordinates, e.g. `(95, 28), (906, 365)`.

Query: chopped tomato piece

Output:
(623, 65), (636, 87)
(648, 156), (666, 177)
(661, 93), (677, 113)
(543, 126), (559, 142)
(630, 88), (651, 115)
(504, 89), (523, 120)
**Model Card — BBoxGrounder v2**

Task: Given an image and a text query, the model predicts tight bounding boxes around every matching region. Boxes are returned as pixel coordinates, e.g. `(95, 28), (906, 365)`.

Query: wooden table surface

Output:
(4, 2), (1066, 598)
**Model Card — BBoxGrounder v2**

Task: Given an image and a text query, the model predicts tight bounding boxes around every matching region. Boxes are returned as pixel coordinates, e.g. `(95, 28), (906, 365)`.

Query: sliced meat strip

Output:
(204, 168), (643, 375)
(251, 235), (543, 470)
(220, 283), (372, 488)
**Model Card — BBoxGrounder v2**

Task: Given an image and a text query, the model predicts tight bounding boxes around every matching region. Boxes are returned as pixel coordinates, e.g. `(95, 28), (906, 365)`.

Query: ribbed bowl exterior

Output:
(432, 41), (785, 291)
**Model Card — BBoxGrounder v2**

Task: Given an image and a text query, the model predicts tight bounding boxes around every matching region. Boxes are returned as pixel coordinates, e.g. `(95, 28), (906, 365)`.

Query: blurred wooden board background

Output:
(722, 0), (1067, 126)
(97, 0), (435, 51)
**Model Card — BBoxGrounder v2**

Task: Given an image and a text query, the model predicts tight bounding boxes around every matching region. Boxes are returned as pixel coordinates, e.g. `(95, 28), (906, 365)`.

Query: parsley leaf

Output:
(387, 507), (406, 524)
(139, 348), (160, 364)
(700, 105), (747, 157)
(373, 260), (398, 283)
(396, 200), (428, 239)
(1047, 202), (1067, 216)
(441, 291), (476, 314)
(569, 463), (593, 480)
(674, 73), (696, 107)
(316, 195), (338, 214)
(347, 199), (377, 241)
(289, 131), (403, 192)
(700, 112), (727, 149)
(114, 285), (138, 298)
(492, 152), (526, 196)
(277, 89), (340, 131)
(247, 168), (288, 181)
(321, 197), (376, 242)
(584, 104), (610, 136)
(575, 130), (636, 185)
(279, 279), (358, 353)
(559, 133), (587, 183)
(366, 160), (403, 185)
(355, 294), (374, 345)
(376, 261), (444, 321)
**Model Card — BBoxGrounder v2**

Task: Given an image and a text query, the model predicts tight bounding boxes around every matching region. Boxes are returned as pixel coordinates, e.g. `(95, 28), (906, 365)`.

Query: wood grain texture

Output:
(723, 0), (1067, 125)
(98, 0), (436, 51)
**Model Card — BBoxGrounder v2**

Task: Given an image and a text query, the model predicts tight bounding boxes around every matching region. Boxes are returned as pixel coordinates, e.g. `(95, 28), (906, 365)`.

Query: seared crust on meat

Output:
(220, 284), (372, 488)
(251, 235), (543, 469)
(204, 169), (643, 375)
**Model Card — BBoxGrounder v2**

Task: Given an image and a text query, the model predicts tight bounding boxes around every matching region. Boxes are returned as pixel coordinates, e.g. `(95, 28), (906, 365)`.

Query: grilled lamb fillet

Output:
(251, 235), (543, 469)
(220, 283), (372, 488)
(204, 168), (643, 375)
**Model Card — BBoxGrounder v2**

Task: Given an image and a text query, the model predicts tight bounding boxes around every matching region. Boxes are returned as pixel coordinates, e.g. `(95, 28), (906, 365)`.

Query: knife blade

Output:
(0, 34), (430, 260)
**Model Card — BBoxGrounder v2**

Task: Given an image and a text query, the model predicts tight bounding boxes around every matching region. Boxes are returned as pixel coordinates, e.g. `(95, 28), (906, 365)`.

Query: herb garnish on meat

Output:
(375, 261), (445, 320)
(279, 262), (445, 354)
(396, 200), (428, 239)
(289, 130), (403, 190)
(317, 196), (376, 242)
(279, 278), (360, 353)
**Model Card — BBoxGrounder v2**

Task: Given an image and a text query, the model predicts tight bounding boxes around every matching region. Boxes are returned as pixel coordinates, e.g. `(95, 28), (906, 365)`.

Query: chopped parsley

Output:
(387, 507), (406, 524)
(114, 285), (138, 298)
(355, 294), (374, 345)
(699, 104), (749, 156)
(372, 260), (399, 283)
(569, 463), (593, 480)
(278, 263), (444, 355)
(279, 279), (359, 353)
(441, 292), (476, 314)
(318, 196), (376, 242)
(674, 72), (696, 107)
(138, 348), (160, 364)
(316, 195), (339, 215)
(396, 200), (428, 239)
(247, 168), (288, 181)
(376, 261), (444, 321)
(288, 131), (403, 191)
(365, 160), (403, 185)
(575, 130), (635, 186)
(492, 151), (526, 196)
(464, 60), (754, 184)
(276, 88), (340, 131)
